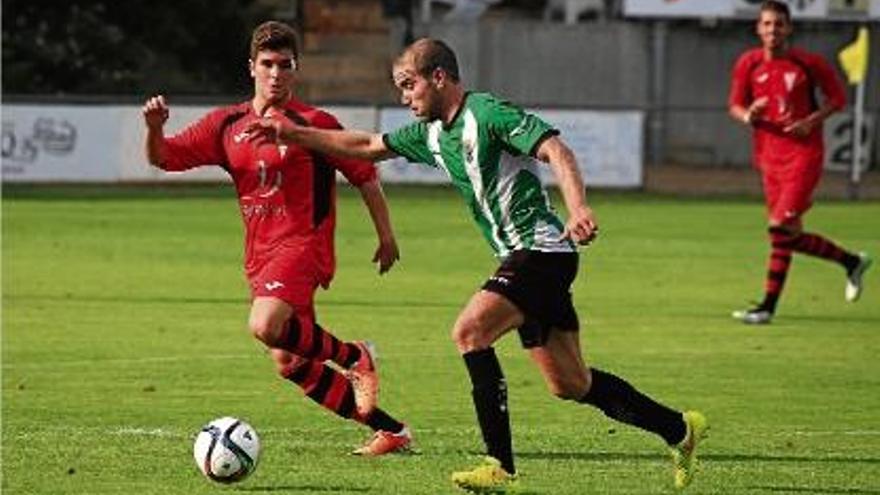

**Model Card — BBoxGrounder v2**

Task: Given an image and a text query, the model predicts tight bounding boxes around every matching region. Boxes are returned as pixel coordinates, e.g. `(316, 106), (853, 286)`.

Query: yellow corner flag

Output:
(838, 26), (869, 85)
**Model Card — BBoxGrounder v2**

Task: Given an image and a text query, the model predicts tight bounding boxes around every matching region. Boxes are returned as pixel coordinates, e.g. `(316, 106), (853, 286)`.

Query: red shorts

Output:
(759, 152), (823, 224)
(247, 244), (321, 307)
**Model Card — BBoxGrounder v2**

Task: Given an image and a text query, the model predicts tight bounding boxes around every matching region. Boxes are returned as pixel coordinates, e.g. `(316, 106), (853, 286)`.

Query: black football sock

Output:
(579, 368), (686, 446)
(463, 348), (515, 474)
(365, 409), (405, 434)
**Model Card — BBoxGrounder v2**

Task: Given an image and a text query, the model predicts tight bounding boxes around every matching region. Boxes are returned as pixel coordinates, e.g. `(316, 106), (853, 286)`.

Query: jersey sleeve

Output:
(728, 52), (754, 109)
(311, 110), (378, 186)
(160, 109), (228, 171)
(810, 53), (847, 112)
(382, 121), (437, 167)
(485, 98), (557, 157)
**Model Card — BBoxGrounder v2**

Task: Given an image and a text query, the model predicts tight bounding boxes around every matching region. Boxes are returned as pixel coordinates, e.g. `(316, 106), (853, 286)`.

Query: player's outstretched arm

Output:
(142, 95), (170, 167)
(535, 136), (598, 246)
(357, 178), (400, 275)
(246, 112), (397, 162)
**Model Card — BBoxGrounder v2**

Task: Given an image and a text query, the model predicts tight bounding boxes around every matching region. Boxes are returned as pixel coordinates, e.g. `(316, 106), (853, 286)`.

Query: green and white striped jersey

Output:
(383, 92), (575, 258)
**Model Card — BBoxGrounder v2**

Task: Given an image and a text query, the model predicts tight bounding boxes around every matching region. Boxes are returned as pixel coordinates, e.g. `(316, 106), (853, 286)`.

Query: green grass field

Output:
(3, 185), (879, 494)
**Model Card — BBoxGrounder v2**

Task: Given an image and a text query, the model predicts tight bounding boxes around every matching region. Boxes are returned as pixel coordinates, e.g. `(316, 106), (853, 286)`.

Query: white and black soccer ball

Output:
(193, 417), (260, 483)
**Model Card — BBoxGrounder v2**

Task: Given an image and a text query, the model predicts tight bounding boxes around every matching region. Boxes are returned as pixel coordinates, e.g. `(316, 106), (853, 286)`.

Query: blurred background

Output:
(3, 0), (878, 196)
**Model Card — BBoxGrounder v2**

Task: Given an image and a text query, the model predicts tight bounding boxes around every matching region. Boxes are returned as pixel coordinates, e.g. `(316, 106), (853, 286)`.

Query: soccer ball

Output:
(193, 417), (260, 483)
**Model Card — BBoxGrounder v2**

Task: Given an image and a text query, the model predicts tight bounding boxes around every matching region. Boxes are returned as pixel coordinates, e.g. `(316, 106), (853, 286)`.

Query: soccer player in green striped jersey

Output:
(246, 38), (707, 492)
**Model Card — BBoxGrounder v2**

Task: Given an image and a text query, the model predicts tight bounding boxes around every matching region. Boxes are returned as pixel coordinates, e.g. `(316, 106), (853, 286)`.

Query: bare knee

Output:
(249, 313), (284, 347)
(451, 316), (493, 353)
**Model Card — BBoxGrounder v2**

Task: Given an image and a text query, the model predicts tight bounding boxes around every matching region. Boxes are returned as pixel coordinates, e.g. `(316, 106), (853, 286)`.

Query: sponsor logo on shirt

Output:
(264, 281), (285, 291)
(509, 117), (529, 138)
(232, 130), (251, 143)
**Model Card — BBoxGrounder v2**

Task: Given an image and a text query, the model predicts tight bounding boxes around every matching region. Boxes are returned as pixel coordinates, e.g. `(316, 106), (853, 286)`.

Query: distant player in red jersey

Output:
(727, 0), (872, 324)
(142, 21), (411, 455)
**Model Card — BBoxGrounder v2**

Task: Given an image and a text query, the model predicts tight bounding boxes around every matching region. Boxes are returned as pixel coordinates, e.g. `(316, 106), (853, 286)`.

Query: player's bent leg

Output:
(453, 290), (522, 477)
(732, 222), (800, 324)
(275, 349), (409, 453)
(256, 297), (378, 416)
(528, 329), (589, 400)
(578, 368), (687, 445)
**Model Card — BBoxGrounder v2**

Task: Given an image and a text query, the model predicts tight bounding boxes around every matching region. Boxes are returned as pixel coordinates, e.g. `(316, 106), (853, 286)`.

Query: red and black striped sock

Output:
(280, 358), (400, 432)
(789, 231), (859, 270)
(281, 312), (361, 368)
(761, 244), (792, 313)
(282, 358), (358, 419)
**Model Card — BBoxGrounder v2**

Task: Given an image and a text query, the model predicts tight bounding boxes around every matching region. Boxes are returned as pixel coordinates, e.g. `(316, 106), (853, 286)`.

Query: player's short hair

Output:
(759, 1), (791, 22)
(250, 21), (299, 61)
(396, 38), (460, 82)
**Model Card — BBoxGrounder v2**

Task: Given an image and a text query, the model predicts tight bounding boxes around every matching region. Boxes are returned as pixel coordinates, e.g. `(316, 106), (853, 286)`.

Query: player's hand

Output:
(750, 96), (769, 114)
(142, 95), (169, 129)
(372, 236), (400, 275)
(743, 96), (769, 124)
(783, 117), (815, 137)
(562, 206), (599, 246)
(244, 108), (298, 145)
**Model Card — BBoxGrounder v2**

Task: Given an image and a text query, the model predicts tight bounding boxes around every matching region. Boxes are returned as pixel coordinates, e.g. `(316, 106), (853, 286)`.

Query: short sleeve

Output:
(311, 110), (378, 186)
(809, 53), (847, 111)
(161, 108), (229, 171)
(728, 52), (755, 109)
(486, 99), (557, 157)
(383, 121), (436, 167)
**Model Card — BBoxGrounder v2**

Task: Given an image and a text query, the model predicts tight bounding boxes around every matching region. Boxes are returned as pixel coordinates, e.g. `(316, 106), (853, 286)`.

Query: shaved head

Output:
(394, 38), (460, 82)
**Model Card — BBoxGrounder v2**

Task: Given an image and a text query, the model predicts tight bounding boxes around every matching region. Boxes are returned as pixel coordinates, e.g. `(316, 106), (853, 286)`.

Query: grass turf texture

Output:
(3, 185), (879, 494)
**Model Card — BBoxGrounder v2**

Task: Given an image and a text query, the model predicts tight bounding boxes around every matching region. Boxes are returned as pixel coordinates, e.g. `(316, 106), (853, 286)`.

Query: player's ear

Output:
(248, 59), (256, 78)
(432, 67), (445, 89)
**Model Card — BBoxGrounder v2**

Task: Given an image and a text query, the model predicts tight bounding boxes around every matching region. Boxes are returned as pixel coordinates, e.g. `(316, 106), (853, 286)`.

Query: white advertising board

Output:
(3, 105), (126, 182)
(377, 107), (644, 188)
(624, 0), (880, 20)
(533, 109), (644, 188)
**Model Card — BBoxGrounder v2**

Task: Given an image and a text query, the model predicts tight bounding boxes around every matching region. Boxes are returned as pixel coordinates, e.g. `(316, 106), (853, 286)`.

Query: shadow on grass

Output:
(517, 451), (880, 465)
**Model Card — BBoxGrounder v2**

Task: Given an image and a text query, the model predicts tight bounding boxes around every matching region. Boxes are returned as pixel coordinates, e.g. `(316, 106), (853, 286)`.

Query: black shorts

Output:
(481, 250), (580, 349)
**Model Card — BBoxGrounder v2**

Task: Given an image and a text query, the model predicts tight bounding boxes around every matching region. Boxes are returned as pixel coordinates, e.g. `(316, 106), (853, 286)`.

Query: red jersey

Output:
(728, 47), (846, 166)
(158, 99), (377, 286)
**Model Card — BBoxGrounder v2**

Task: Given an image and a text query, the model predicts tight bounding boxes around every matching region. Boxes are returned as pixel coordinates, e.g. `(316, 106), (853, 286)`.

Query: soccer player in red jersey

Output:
(728, 0), (872, 324)
(142, 21), (411, 455)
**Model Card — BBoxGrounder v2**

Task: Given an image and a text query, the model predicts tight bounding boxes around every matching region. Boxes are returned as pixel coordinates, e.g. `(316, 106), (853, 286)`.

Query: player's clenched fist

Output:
(142, 95), (170, 129)
(563, 206), (599, 246)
